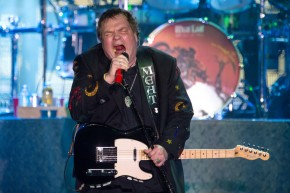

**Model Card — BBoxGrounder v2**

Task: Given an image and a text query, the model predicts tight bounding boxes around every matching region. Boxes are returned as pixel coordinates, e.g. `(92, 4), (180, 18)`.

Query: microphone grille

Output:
(122, 52), (129, 60)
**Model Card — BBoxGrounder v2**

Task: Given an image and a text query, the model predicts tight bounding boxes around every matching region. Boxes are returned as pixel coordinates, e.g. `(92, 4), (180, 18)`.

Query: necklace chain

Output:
(129, 69), (138, 92)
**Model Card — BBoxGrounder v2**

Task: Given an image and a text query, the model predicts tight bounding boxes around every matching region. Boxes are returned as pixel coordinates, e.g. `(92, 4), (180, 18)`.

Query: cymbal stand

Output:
(1, 18), (40, 108)
(118, 0), (129, 10)
(40, 0), (48, 85)
(9, 17), (20, 98)
(257, 0), (268, 117)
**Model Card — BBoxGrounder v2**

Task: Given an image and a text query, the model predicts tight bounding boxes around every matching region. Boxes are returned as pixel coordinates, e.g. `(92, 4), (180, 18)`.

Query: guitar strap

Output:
(137, 47), (175, 193)
(137, 47), (159, 138)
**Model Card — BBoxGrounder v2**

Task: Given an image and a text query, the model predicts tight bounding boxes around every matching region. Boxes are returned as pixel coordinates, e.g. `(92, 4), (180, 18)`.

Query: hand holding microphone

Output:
(104, 52), (129, 84)
(115, 52), (129, 84)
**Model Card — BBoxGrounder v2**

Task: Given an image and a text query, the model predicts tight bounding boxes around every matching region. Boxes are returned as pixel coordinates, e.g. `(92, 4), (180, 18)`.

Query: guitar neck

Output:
(179, 148), (236, 159)
(139, 145), (269, 161)
(140, 148), (236, 160)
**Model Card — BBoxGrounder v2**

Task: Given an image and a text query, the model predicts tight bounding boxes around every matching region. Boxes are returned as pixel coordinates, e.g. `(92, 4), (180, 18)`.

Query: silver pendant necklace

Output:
(125, 69), (138, 108)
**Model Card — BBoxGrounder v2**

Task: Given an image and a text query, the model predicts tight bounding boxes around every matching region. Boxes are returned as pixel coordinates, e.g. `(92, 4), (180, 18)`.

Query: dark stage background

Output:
(0, 118), (289, 193)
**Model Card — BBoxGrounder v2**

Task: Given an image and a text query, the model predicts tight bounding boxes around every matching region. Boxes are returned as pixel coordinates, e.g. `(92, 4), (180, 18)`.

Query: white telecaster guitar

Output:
(74, 123), (270, 188)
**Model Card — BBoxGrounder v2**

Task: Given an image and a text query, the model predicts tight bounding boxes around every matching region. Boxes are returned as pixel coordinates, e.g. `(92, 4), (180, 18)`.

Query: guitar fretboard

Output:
(138, 145), (269, 161)
(179, 149), (235, 159)
(139, 149), (235, 160)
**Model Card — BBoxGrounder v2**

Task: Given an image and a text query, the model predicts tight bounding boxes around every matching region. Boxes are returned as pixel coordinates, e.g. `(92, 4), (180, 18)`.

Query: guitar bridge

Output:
(96, 147), (117, 163)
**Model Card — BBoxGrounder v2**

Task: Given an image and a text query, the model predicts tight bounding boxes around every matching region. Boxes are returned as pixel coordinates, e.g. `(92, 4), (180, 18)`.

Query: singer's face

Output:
(100, 14), (138, 65)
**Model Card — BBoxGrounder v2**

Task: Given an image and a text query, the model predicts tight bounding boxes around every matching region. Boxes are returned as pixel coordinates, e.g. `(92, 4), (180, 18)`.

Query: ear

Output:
(134, 34), (138, 43)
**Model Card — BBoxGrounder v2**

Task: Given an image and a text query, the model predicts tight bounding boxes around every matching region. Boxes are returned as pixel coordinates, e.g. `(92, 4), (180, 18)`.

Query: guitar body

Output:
(73, 123), (155, 186)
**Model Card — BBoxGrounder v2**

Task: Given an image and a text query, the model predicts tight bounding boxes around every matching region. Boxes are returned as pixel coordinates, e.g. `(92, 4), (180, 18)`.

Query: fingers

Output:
(105, 54), (129, 84)
(144, 145), (168, 167)
(111, 54), (129, 72)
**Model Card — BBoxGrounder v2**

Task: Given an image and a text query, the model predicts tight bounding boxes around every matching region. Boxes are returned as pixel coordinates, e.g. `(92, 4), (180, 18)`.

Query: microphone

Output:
(115, 52), (129, 84)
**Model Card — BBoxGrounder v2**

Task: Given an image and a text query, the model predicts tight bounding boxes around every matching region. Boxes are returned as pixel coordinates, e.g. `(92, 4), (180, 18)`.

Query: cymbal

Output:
(146, 0), (199, 12)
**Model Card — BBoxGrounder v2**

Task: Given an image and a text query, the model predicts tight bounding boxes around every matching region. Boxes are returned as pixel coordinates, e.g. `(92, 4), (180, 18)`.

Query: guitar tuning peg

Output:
(248, 143), (251, 146)
(252, 144), (256, 148)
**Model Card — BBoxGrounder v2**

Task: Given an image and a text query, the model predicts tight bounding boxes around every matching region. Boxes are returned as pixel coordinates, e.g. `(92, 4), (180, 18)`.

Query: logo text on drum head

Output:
(175, 25), (204, 34)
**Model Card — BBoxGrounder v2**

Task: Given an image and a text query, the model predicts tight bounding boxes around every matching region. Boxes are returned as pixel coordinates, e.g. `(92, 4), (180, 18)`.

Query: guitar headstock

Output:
(234, 145), (270, 161)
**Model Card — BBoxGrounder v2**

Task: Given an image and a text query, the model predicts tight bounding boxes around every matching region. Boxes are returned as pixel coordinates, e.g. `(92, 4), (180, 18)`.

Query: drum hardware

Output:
(268, 75), (290, 118)
(56, 31), (97, 79)
(222, 80), (258, 118)
(209, 0), (253, 14)
(51, 0), (99, 79)
(40, 0), (48, 90)
(222, 93), (257, 118)
(266, 7), (290, 118)
(257, 0), (269, 117)
(0, 16), (22, 115)
(0, 17), (54, 116)
(58, 6), (97, 27)
(0, 0), (98, 116)
(268, 0), (290, 13)
(145, 0), (200, 12)
(0, 93), (13, 116)
(54, 0), (143, 9)
(233, 0), (290, 118)
(0, 16), (23, 107)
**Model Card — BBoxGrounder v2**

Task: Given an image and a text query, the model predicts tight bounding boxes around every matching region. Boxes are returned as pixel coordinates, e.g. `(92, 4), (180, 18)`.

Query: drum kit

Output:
(0, 0), (289, 118)
(144, 0), (290, 119)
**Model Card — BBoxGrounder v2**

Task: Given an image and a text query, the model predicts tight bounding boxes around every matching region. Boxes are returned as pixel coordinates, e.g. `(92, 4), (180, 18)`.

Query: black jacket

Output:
(69, 44), (194, 193)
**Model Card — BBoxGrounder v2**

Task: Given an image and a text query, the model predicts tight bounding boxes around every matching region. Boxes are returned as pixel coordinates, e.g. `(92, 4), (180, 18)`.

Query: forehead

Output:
(101, 14), (130, 30)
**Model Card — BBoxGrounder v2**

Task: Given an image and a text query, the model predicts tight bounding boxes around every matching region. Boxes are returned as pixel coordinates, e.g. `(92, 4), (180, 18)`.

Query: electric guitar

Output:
(73, 123), (270, 188)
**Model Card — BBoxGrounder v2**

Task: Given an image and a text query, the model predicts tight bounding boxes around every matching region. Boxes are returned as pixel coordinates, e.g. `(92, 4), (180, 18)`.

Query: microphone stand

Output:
(40, 0), (48, 85)
(120, 78), (175, 193)
(257, 0), (269, 117)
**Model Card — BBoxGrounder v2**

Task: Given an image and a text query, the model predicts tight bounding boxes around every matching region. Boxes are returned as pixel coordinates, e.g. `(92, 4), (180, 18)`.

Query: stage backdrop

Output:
(0, 118), (289, 193)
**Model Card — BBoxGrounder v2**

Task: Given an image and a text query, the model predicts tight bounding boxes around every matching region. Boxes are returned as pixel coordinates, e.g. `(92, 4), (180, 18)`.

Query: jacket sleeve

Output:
(156, 58), (194, 159)
(68, 54), (111, 123)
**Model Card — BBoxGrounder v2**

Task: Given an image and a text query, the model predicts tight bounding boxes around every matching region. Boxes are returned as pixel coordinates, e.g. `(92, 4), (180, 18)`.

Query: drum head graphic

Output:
(144, 19), (241, 118)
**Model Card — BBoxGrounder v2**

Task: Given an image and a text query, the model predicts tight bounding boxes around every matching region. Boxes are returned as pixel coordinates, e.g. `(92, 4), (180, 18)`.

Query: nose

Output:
(113, 32), (121, 39)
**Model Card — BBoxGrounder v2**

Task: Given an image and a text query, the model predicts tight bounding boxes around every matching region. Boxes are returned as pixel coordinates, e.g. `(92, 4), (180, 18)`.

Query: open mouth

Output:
(114, 45), (126, 55)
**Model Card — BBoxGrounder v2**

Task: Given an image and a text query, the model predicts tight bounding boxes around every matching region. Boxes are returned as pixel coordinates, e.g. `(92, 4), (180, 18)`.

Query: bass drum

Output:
(209, 0), (253, 13)
(144, 19), (241, 118)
